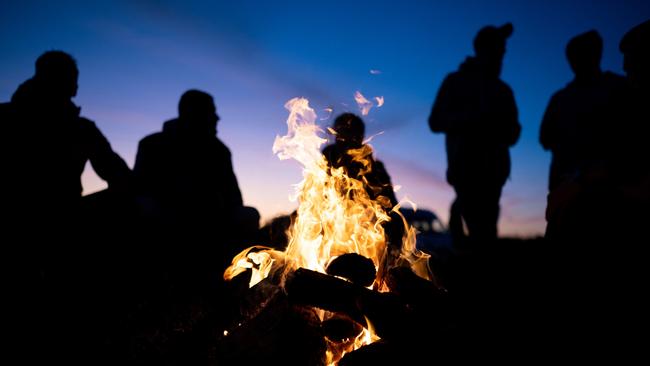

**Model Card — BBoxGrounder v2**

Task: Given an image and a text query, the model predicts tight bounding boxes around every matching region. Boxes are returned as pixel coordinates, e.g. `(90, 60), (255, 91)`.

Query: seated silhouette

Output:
(1, 50), (131, 219)
(322, 113), (402, 249)
(134, 89), (259, 262)
(322, 113), (398, 209)
(0, 50), (132, 364)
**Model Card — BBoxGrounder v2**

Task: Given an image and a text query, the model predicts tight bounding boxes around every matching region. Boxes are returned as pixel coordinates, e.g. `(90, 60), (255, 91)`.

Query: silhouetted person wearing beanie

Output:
(429, 23), (521, 249)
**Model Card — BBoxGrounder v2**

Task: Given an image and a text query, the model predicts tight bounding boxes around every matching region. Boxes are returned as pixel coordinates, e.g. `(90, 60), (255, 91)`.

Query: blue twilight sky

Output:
(1, 0), (649, 236)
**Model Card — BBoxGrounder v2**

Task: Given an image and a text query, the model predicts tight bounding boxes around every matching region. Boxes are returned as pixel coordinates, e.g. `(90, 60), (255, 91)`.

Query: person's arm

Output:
(83, 119), (132, 190)
(372, 160), (398, 208)
(502, 85), (521, 147)
(428, 74), (470, 134)
(539, 94), (559, 151)
(133, 136), (162, 196)
(221, 145), (244, 208)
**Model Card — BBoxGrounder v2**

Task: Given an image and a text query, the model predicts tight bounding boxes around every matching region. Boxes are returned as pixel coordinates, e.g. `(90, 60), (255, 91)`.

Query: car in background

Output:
(399, 207), (454, 260)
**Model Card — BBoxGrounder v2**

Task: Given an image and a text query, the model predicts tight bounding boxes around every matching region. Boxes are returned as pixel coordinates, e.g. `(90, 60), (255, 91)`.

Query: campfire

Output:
(221, 97), (439, 365)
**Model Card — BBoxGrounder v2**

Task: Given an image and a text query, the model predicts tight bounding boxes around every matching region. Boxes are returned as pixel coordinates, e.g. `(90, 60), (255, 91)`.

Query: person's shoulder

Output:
(0, 102), (13, 117)
(76, 116), (103, 135)
(322, 143), (336, 155)
(602, 71), (628, 89)
(550, 86), (570, 102)
(215, 137), (232, 156)
(443, 71), (464, 84)
(373, 158), (387, 171)
(496, 78), (515, 94)
(139, 131), (165, 147)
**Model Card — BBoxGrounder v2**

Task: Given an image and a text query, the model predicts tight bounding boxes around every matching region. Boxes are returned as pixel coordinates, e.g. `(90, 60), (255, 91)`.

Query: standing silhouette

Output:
(617, 19), (650, 205)
(541, 21), (650, 359)
(428, 23), (520, 247)
(539, 30), (626, 192)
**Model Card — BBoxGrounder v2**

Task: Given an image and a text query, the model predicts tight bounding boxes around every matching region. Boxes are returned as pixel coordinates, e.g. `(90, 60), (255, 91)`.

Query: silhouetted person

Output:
(323, 113), (398, 208)
(617, 19), (650, 203)
(1, 51), (131, 220)
(0, 50), (131, 364)
(539, 30), (626, 192)
(544, 24), (649, 241)
(429, 23), (520, 247)
(134, 89), (259, 264)
(541, 21), (650, 359)
(322, 113), (401, 249)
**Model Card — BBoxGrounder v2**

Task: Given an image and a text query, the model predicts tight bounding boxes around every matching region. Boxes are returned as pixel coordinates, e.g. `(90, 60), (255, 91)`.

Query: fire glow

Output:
(224, 97), (431, 365)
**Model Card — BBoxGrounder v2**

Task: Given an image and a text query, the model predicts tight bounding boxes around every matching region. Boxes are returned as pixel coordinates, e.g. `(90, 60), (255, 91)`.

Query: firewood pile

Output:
(216, 253), (457, 365)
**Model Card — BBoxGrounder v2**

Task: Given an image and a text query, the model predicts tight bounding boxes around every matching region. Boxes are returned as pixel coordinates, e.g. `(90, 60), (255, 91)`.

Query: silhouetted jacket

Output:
(0, 78), (131, 213)
(429, 57), (520, 187)
(539, 72), (627, 190)
(322, 142), (398, 209)
(134, 119), (243, 220)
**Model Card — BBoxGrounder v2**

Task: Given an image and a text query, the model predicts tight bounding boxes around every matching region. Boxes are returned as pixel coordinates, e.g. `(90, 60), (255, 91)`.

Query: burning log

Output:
(221, 98), (446, 364)
(326, 253), (376, 287)
(286, 268), (369, 326)
(322, 314), (364, 343)
(217, 285), (328, 365)
(286, 267), (415, 341)
(386, 266), (449, 315)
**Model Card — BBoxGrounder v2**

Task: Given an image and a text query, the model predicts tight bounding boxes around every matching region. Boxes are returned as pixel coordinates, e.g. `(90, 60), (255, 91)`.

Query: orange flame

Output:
(224, 97), (431, 364)
(354, 91), (373, 116)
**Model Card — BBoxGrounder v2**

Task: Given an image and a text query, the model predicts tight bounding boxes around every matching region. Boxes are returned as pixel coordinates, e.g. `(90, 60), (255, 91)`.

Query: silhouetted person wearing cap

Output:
(134, 90), (259, 265)
(0, 50), (131, 364)
(429, 23), (520, 248)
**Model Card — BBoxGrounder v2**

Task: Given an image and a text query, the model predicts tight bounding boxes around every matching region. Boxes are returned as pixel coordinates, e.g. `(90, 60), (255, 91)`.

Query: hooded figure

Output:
(429, 23), (521, 245)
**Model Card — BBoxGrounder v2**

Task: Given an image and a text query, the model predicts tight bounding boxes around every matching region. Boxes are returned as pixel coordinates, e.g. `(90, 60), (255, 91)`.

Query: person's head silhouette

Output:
(331, 113), (365, 148)
(473, 23), (513, 76)
(34, 50), (78, 99)
(566, 30), (603, 79)
(178, 89), (220, 136)
(620, 19), (650, 89)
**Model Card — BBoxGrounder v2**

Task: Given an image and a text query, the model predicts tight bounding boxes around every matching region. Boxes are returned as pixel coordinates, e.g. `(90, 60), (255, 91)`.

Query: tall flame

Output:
(224, 97), (430, 364)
